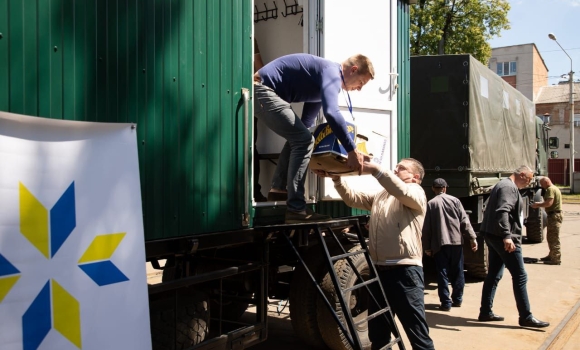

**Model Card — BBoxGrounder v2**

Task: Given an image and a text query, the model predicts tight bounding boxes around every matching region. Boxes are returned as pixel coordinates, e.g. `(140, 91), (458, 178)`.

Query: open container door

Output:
(315, 0), (399, 200)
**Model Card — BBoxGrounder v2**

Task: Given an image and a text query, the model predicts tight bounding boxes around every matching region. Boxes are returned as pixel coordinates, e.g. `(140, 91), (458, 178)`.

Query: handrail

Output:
(242, 88), (250, 227)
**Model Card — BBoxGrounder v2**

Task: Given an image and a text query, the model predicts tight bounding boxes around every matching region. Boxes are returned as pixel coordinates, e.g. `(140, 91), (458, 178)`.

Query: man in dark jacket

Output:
(422, 178), (477, 311)
(478, 166), (550, 328)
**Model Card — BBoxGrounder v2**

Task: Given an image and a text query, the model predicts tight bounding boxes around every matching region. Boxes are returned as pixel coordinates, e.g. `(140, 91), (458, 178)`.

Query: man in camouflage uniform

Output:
(530, 177), (562, 265)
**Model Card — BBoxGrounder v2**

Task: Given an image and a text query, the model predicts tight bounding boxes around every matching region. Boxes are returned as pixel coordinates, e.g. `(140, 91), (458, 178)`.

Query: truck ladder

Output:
(274, 217), (406, 350)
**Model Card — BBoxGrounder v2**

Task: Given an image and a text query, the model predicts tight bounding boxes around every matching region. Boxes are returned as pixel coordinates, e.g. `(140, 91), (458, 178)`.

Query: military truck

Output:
(0, 0), (416, 349)
(410, 54), (557, 278)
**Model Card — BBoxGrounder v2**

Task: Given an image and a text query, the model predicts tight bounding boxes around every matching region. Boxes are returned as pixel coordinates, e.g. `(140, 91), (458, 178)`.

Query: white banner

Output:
(0, 112), (151, 350)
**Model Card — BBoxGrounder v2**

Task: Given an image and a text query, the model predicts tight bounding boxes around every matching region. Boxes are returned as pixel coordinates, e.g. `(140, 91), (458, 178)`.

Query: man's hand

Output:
(503, 238), (516, 253)
(470, 239), (478, 252)
(425, 250), (433, 257)
(312, 169), (340, 182)
(530, 202), (540, 209)
(347, 150), (365, 175)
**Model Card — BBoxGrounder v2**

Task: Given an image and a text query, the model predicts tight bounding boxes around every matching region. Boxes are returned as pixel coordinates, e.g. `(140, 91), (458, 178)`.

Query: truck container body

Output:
(1, 0), (415, 349)
(410, 54), (550, 277)
(410, 54), (537, 199)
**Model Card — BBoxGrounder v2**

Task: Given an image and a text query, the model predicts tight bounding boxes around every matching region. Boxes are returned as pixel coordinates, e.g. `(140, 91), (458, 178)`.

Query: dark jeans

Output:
(369, 265), (435, 350)
(434, 245), (464, 307)
(479, 235), (532, 321)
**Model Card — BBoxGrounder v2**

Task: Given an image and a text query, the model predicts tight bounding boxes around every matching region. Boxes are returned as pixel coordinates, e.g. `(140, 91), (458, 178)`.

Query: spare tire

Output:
(149, 266), (210, 349)
(316, 245), (371, 350)
(525, 206), (546, 243)
(149, 286), (210, 350)
(289, 247), (329, 349)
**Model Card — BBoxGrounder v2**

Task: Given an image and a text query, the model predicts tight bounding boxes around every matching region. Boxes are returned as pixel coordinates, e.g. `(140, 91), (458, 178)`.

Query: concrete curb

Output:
(537, 298), (580, 350)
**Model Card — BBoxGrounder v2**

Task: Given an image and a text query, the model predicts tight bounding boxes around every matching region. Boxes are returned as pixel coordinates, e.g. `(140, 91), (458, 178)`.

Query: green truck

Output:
(0, 1), (416, 349)
(410, 54), (557, 278)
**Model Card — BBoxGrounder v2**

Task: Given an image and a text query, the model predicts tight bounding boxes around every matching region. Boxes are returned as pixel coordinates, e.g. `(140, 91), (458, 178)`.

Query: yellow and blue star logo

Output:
(0, 182), (129, 350)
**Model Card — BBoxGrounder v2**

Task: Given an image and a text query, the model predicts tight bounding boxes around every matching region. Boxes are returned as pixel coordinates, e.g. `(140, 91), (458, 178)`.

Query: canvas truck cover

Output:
(410, 55), (536, 178)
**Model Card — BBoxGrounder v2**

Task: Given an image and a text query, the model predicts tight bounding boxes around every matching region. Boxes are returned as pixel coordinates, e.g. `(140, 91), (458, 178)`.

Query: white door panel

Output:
(322, 0), (394, 110)
(316, 0), (398, 200)
(318, 108), (393, 200)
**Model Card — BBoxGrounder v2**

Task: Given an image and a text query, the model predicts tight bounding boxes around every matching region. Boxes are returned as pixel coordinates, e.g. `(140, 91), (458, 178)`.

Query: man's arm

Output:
(457, 201), (478, 252)
(530, 189), (554, 209)
(365, 162), (425, 212)
(319, 67), (357, 153)
(318, 66), (365, 174)
(493, 186), (518, 253)
(301, 102), (322, 128)
(422, 204), (433, 256)
(312, 170), (374, 210)
(494, 188), (516, 240)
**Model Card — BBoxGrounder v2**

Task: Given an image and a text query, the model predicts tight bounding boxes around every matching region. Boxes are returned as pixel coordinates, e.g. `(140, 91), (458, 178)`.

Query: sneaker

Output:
(540, 256), (551, 262)
(543, 260), (561, 265)
(285, 210), (332, 224)
(452, 301), (462, 307)
(267, 191), (288, 202)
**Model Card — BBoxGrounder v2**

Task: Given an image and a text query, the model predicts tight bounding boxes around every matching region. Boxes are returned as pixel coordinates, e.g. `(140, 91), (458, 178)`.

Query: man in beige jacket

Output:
(314, 158), (435, 350)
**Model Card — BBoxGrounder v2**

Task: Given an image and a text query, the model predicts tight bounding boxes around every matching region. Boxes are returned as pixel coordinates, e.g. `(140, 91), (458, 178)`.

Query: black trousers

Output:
(369, 265), (435, 350)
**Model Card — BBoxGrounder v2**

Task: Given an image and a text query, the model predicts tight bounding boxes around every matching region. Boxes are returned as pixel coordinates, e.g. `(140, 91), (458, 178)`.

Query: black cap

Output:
(432, 178), (448, 188)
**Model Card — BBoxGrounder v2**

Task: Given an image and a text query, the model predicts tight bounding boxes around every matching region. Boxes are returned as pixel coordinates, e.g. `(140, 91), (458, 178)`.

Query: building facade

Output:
(536, 82), (580, 185)
(489, 43), (548, 102)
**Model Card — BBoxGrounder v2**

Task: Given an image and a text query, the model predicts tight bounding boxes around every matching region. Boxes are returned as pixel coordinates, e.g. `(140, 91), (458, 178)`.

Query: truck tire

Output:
(465, 240), (489, 279)
(289, 248), (329, 349)
(525, 207), (545, 243)
(192, 261), (251, 322)
(316, 245), (371, 350)
(149, 287), (210, 350)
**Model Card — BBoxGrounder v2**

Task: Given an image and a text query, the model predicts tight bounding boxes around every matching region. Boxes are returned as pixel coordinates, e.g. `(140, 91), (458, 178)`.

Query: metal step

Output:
(275, 217), (406, 350)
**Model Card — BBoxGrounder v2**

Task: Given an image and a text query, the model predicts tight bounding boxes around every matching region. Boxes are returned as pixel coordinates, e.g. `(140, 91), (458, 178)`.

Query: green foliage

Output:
(411, 0), (511, 64)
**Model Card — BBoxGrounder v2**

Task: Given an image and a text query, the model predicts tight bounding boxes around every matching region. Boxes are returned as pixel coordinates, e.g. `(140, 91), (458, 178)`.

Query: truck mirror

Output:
(550, 151), (559, 159)
(548, 137), (559, 149)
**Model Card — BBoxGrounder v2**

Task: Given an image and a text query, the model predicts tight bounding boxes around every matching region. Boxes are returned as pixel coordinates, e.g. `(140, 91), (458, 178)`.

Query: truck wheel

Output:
(316, 245), (371, 350)
(289, 248), (329, 349)
(149, 287), (210, 350)
(525, 207), (545, 243)
(465, 240), (489, 279)
(193, 261), (251, 321)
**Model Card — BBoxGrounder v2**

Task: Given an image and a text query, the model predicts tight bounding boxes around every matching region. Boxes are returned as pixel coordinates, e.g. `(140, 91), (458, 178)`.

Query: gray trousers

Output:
(253, 84), (314, 212)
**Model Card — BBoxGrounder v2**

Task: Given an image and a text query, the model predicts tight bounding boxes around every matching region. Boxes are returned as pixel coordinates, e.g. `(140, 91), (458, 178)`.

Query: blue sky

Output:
(488, 0), (580, 85)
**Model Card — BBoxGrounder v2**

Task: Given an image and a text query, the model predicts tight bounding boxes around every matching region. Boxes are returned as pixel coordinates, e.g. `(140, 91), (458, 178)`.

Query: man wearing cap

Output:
(422, 178), (478, 311)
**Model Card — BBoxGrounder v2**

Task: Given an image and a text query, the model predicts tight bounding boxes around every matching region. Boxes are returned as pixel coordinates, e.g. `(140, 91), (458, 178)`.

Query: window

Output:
(574, 115), (580, 127)
(497, 61), (517, 76)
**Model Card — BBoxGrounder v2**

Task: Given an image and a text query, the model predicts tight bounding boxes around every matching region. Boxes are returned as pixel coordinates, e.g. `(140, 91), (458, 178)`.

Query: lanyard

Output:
(340, 68), (355, 121)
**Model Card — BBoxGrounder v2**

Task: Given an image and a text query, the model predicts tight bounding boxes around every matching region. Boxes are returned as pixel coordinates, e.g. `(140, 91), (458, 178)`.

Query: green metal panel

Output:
(0, 0), (8, 111)
(397, 0), (412, 160)
(318, 0), (413, 220)
(318, 201), (369, 218)
(1, 0), (253, 240)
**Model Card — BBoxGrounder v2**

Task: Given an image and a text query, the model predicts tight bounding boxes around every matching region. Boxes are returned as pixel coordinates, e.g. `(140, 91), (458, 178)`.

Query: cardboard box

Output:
(309, 122), (388, 176)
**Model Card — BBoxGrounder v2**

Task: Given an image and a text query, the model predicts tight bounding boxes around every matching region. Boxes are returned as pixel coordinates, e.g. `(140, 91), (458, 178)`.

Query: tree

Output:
(411, 0), (511, 64)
